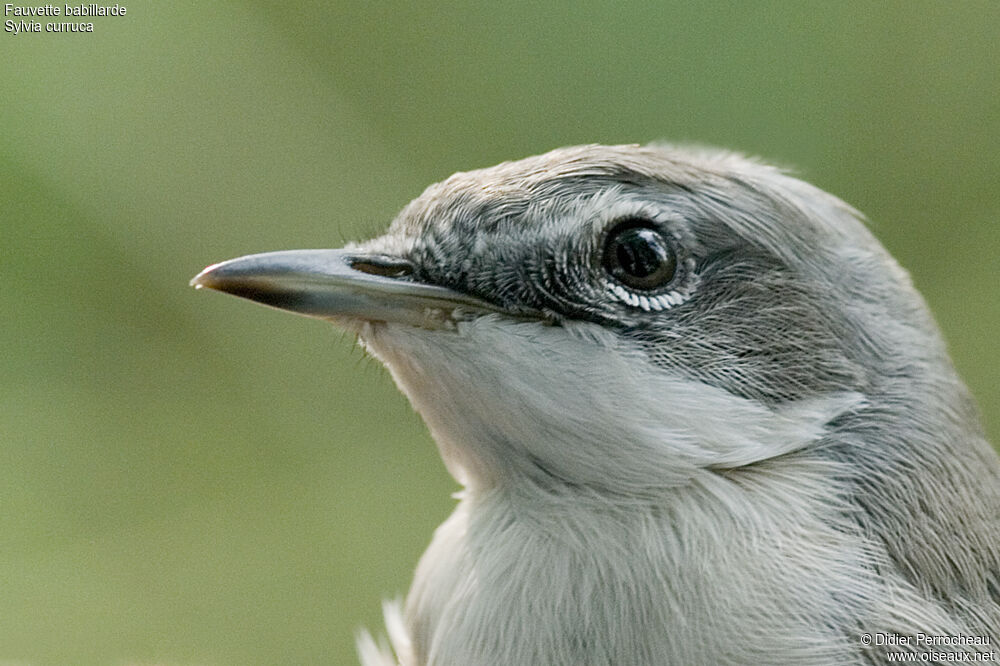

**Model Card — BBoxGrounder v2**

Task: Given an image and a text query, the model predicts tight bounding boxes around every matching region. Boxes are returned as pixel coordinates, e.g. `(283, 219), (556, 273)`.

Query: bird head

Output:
(192, 144), (973, 499)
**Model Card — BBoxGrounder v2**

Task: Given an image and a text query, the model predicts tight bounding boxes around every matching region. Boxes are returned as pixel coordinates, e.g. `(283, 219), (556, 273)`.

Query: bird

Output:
(192, 144), (1000, 665)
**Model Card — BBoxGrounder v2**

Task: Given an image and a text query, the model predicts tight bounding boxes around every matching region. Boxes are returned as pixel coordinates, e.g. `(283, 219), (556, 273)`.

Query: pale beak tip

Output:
(190, 263), (222, 290)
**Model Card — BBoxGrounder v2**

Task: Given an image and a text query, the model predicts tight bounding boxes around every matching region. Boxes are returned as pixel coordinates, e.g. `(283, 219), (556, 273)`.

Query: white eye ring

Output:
(606, 283), (683, 311)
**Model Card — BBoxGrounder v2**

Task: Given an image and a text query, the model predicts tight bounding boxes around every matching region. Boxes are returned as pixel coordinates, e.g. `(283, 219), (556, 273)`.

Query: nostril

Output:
(348, 255), (415, 279)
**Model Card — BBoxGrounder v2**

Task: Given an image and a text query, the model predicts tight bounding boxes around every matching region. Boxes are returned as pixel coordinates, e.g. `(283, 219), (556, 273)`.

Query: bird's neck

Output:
(403, 454), (875, 665)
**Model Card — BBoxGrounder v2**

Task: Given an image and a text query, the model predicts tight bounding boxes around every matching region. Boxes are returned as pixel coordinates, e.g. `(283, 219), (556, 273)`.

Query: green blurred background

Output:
(2, 2), (997, 664)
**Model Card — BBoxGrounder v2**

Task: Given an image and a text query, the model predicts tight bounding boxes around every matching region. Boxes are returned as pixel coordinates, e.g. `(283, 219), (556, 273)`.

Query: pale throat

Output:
(359, 315), (863, 494)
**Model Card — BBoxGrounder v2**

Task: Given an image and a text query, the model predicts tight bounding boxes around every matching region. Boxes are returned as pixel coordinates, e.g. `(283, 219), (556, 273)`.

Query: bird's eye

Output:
(601, 221), (677, 291)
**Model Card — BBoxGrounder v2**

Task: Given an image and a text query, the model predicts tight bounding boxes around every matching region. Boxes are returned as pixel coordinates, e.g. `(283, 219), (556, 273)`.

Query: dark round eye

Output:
(602, 222), (677, 291)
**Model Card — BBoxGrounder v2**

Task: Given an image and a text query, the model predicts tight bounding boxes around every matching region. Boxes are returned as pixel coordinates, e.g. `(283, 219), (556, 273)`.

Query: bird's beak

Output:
(190, 249), (501, 329)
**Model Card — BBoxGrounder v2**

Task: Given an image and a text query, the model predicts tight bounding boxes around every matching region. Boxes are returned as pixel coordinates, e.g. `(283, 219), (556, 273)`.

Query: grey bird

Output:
(192, 144), (1000, 665)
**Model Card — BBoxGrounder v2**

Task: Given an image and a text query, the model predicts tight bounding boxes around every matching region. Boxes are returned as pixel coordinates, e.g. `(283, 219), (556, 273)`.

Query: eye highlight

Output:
(601, 220), (677, 291)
